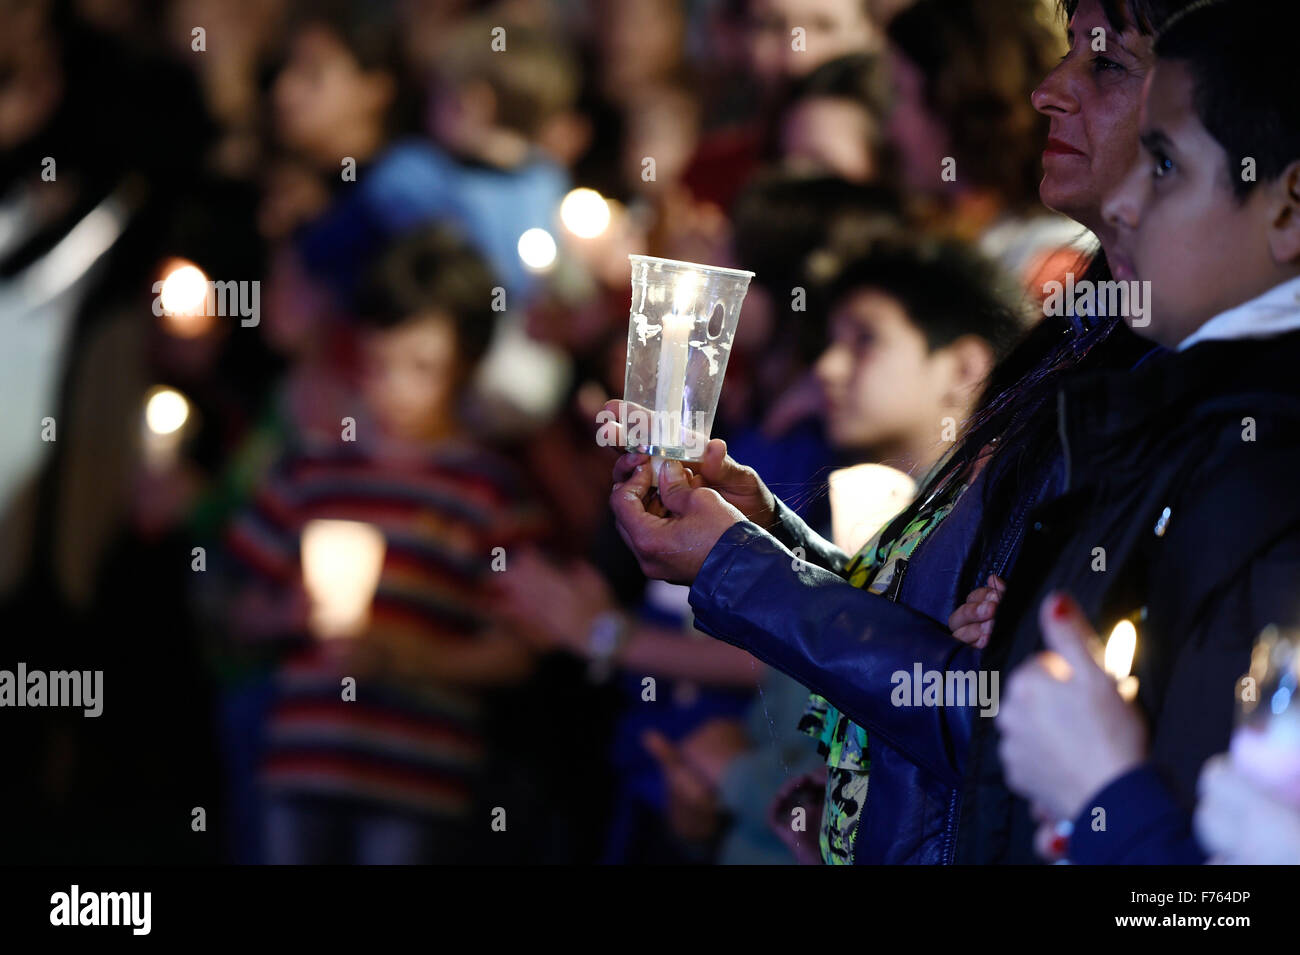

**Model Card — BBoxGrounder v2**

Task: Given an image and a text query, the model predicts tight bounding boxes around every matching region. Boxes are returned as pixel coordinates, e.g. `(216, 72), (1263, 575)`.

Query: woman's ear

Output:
(1266, 160), (1300, 266)
(941, 334), (995, 406)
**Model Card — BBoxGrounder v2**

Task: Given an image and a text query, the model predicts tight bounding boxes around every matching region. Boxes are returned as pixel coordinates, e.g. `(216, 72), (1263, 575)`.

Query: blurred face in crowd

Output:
(360, 313), (460, 441)
(815, 289), (988, 462)
(782, 96), (878, 181)
(1102, 61), (1300, 347)
(273, 24), (394, 163)
(884, 48), (949, 194)
(748, 0), (878, 89)
(1031, 0), (1153, 240)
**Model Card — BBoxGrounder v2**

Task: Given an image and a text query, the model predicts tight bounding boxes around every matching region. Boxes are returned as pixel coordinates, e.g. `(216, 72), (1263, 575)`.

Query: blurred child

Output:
(227, 227), (543, 864)
(798, 237), (1024, 862)
(780, 53), (891, 183)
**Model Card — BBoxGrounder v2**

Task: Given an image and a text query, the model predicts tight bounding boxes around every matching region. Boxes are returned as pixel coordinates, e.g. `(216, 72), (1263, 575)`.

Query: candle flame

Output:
(1104, 620), (1137, 680)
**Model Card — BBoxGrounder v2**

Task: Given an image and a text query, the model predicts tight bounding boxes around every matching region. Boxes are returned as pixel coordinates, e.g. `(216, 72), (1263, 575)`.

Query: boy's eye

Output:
(1151, 154), (1175, 179)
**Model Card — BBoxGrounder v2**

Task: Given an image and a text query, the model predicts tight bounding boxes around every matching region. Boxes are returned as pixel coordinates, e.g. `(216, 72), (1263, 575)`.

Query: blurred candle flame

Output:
(301, 520), (386, 639)
(158, 259), (215, 338)
(518, 228), (558, 271)
(1104, 620), (1137, 680)
(559, 188), (611, 239)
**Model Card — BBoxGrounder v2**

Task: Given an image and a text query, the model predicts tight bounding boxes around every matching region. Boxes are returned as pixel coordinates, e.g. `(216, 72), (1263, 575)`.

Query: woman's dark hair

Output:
(353, 226), (500, 368)
(817, 238), (1028, 364)
(887, 0), (1060, 212)
(1154, 0), (1300, 200)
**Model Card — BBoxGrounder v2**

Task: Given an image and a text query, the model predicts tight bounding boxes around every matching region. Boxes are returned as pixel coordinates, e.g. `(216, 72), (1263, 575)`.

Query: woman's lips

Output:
(1043, 137), (1086, 157)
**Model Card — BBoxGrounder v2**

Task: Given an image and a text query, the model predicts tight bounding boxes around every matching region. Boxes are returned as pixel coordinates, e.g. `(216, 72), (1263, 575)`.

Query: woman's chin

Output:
(1037, 176), (1091, 224)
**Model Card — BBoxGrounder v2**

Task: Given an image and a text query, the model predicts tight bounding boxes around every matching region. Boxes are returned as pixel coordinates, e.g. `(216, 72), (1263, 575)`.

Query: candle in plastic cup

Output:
(301, 519), (386, 639)
(623, 255), (754, 483)
(827, 464), (916, 555)
(1232, 626), (1300, 804)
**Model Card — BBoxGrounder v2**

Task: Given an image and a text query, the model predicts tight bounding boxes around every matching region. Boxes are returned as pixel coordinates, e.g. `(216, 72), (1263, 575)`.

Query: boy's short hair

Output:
(816, 238), (1028, 360)
(353, 226), (500, 368)
(1154, 0), (1300, 199)
(433, 20), (579, 139)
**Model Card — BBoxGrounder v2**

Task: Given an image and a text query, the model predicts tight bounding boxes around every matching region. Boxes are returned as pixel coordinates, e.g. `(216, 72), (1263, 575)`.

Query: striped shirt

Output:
(228, 437), (543, 817)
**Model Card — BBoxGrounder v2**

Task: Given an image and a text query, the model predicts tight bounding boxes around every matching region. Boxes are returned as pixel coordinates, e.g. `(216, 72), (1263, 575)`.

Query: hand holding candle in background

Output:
(997, 593), (1148, 857)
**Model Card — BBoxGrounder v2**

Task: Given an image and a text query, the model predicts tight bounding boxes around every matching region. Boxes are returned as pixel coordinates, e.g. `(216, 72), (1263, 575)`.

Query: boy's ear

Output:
(942, 335), (995, 407)
(1266, 160), (1300, 266)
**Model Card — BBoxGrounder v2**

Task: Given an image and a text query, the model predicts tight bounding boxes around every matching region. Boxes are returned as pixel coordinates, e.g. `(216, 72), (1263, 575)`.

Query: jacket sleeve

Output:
(688, 521), (978, 785)
(766, 496), (850, 575)
(1067, 764), (1206, 865)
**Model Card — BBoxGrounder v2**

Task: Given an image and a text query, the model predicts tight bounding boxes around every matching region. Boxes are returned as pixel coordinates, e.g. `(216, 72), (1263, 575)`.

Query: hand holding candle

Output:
(997, 593), (1148, 831)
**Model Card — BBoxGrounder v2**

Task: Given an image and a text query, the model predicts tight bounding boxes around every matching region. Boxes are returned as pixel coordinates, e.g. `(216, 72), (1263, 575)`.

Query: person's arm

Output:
(688, 521), (978, 785)
(766, 496), (851, 575)
(615, 625), (762, 687)
(1067, 763), (1206, 865)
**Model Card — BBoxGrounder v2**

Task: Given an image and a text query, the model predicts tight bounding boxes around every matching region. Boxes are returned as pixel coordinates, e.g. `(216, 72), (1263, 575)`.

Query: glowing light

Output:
(145, 386), (190, 436)
(518, 228), (558, 271)
(827, 464), (917, 554)
(559, 188), (611, 239)
(301, 520), (387, 640)
(158, 259), (215, 338)
(1104, 620), (1137, 681)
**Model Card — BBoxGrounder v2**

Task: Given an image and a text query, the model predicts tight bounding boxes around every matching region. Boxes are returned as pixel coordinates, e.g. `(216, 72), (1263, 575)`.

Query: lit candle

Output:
(1104, 619), (1140, 703)
(827, 464), (917, 554)
(651, 275), (696, 482)
(301, 519), (386, 640)
(141, 385), (191, 471)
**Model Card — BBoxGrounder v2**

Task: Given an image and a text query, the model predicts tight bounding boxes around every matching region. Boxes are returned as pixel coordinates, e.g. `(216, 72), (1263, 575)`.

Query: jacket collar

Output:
(1179, 274), (1300, 351)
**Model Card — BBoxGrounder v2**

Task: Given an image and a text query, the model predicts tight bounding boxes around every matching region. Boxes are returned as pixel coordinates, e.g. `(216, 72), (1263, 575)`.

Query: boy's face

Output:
(360, 313), (460, 442)
(748, 0), (878, 89)
(1103, 60), (1280, 347)
(273, 25), (390, 160)
(782, 96), (878, 182)
(815, 289), (975, 457)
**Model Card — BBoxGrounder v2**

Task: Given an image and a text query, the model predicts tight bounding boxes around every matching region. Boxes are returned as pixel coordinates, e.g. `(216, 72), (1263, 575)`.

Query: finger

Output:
(656, 459), (696, 514)
(613, 451), (651, 483)
(598, 399), (628, 449)
(697, 438), (729, 485)
(609, 464), (663, 538)
(989, 574), (1007, 594)
(1038, 592), (1106, 678)
(952, 623), (988, 647)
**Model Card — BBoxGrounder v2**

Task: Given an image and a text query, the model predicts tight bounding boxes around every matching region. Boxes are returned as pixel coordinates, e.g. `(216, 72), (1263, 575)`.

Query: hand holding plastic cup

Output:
(622, 255), (753, 485)
(1232, 626), (1300, 805)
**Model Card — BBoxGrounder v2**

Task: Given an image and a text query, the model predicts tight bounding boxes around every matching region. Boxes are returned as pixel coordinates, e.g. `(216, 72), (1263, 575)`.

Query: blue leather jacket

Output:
(688, 442), (1059, 863)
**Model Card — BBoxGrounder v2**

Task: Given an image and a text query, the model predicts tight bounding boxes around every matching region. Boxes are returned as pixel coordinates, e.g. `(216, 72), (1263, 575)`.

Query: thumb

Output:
(1038, 592), (1106, 677)
(657, 458), (695, 513)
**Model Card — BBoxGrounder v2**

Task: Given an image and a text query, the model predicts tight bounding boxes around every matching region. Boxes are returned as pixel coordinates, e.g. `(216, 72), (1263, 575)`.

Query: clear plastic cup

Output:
(622, 255), (754, 480)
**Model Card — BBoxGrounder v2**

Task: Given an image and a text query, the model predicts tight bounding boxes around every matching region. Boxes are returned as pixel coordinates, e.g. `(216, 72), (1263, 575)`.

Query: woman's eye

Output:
(1091, 55), (1122, 74)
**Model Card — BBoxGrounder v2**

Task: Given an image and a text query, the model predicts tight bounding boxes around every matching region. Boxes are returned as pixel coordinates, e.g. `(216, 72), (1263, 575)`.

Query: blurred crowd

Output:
(0, 0), (1205, 865)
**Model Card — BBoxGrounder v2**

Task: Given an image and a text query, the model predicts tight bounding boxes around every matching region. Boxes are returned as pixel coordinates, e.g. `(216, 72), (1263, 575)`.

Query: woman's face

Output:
(1031, 0), (1154, 241)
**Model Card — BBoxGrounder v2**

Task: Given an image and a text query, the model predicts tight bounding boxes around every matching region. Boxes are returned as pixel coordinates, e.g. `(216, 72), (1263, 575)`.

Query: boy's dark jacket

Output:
(959, 327), (1300, 863)
(688, 325), (1300, 863)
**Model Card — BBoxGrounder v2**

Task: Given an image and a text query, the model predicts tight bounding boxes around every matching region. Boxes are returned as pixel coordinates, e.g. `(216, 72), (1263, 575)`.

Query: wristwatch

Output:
(585, 610), (631, 683)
